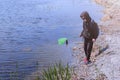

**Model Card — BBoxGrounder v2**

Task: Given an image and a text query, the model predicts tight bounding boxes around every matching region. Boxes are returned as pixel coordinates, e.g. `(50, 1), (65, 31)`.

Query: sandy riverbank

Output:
(72, 0), (120, 80)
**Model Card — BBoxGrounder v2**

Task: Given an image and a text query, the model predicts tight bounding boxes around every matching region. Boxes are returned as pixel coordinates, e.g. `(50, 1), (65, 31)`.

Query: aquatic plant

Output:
(40, 63), (71, 80)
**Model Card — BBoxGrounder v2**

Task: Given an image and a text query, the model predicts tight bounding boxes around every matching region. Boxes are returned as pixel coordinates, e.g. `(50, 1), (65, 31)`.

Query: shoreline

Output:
(94, 0), (120, 80)
(72, 0), (120, 80)
(23, 0), (120, 80)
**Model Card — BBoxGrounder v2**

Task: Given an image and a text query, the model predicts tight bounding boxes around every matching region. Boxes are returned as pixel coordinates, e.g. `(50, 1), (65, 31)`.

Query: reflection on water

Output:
(0, 0), (103, 79)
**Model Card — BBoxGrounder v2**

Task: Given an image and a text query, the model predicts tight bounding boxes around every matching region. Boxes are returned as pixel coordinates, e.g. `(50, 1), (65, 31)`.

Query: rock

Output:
(102, 15), (112, 21)
(79, 78), (85, 80)
(73, 47), (78, 50)
(96, 73), (108, 80)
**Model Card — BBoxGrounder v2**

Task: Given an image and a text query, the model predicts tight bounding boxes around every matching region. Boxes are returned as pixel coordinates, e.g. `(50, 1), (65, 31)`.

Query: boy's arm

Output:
(93, 23), (99, 39)
(80, 22), (85, 37)
(80, 30), (84, 37)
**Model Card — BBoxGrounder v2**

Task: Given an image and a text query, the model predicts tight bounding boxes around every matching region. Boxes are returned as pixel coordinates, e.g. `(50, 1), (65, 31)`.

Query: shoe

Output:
(83, 58), (88, 64)
(85, 60), (92, 65)
(83, 58), (92, 65)
(83, 58), (87, 62)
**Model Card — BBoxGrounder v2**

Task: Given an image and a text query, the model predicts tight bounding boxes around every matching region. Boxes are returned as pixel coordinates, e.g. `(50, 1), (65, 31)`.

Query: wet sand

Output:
(71, 0), (120, 80)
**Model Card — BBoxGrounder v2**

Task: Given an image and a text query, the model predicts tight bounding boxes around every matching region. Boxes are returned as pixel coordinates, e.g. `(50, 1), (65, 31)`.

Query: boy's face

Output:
(81, 16), (87, 22)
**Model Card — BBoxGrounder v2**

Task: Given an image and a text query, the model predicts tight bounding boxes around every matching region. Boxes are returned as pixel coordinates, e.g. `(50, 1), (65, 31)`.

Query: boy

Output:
(80, 11), (99, 64)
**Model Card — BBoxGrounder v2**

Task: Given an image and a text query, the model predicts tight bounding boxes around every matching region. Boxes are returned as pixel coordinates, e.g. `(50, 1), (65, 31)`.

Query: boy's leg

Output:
(87, 41), (93, 62)
(84, 38), (88, 57)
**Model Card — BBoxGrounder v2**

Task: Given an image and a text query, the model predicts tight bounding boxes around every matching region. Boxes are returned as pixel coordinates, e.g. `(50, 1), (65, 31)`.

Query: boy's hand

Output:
(80, 34), (82, 37)
(92, 38), (96, 42)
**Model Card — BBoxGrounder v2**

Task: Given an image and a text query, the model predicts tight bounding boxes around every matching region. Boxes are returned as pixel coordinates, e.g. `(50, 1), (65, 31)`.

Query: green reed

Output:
(39, 63), (71, 80)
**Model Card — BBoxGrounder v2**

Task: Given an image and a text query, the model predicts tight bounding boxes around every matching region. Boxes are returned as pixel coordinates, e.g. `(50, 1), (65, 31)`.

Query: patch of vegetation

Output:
(37, 63), (71, 80)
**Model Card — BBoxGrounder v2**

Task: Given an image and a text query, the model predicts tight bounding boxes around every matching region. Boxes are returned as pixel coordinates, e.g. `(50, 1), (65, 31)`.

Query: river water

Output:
(0, 0), (103, 79)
